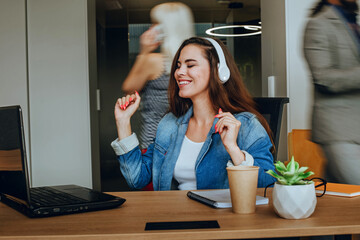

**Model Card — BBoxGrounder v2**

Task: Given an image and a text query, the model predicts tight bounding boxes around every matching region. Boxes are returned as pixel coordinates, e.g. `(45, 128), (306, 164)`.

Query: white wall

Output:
(285, 0), (316, 130)
(0, 0), (93, 188)
(27, 0), (92, 187)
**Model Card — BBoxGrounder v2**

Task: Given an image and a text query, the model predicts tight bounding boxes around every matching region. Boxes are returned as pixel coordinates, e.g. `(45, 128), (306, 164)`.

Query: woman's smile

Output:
(178, 79), (192, 87)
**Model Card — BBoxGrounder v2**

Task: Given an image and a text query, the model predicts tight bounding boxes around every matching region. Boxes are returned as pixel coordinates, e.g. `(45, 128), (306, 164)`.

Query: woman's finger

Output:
(121, 93), (137, 110)
(129, 93), (136, 104)
(214, 111), (235, 119)
(216, 118), (236, 134)
(120, 96), (127, 110)
(132, 91), (141, 109)
(124, 95), (130, 108)
(115, 98), (121, 111)
(125, 93), (136, 108)
(215, 113), (240, 134)
(215, 112), (233, 124)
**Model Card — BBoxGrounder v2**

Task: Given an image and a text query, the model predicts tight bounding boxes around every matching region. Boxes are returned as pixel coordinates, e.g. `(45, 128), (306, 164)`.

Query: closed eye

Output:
(185, 59), (197, 66)
(176, 59), (197, 69)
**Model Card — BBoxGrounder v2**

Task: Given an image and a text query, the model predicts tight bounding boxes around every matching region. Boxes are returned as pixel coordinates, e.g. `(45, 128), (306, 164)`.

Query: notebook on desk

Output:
(0, 105), (126, 217)
(187, 189), (269, 208)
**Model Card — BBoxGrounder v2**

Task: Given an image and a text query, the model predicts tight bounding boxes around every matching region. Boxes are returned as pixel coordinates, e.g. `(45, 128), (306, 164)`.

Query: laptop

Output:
(0, 105), (126, 217)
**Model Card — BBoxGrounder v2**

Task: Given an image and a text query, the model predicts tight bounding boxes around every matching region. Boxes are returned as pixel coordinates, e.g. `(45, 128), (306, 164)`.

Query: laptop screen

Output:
(0, 106), (28, 202)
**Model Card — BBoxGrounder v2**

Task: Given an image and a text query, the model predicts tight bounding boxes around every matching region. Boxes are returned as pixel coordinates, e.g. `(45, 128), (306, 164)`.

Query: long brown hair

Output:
(168, 37), (274, 152)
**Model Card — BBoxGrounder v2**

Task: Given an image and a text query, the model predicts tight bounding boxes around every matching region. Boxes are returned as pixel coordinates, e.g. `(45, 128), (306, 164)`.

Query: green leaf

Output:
(298, 166), (308, 173)
(290, 175), (306, 185)
(287, 156), (296, 173)
(277, 177), (289, 185)
(299, 171), (314, 179)
(276, 161), (287, 171)
(294, 180), (313, 185)
(283, 171), (295, 177)
(275, 165), (286, 174)
(266, 170), (281, 179)
(294, 161), (299, 171)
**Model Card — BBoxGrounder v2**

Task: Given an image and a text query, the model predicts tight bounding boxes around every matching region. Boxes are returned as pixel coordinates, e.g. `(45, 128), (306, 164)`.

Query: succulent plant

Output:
(266, 156), (314, 185)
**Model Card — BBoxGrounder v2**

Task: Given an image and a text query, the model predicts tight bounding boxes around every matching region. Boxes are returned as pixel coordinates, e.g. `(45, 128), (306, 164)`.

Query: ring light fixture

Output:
(243, 26), (260, 31)
(205, 25), (262, 37)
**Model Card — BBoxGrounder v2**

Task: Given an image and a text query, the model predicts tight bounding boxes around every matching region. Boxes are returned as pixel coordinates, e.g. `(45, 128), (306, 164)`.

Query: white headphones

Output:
(204, 37), (230, 83)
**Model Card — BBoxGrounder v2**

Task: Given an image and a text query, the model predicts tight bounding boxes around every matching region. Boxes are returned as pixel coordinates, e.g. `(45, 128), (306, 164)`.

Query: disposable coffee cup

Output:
(226, 165), (259, 214)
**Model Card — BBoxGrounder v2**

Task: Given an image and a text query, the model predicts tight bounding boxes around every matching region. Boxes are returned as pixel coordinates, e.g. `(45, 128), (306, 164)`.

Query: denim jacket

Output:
(112, 107), (276, 190)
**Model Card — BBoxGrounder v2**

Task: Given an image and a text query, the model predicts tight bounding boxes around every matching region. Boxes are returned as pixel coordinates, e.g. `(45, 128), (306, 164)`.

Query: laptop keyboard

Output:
(30, 187), (87, 207)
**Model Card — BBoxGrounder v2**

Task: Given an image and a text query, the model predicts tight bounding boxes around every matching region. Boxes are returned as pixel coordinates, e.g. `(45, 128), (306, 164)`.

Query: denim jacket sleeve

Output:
(237, 113), (276, 187)
(115, 142), (155, 190)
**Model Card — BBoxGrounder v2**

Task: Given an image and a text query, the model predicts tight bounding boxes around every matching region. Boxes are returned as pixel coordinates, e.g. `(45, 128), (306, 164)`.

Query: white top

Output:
(111, 133), (255, 190)
(173, 136), (204, 190)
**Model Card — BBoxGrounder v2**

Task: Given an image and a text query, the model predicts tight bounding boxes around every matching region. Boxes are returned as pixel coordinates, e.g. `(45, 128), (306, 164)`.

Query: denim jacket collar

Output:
(176, 106), (193, 125)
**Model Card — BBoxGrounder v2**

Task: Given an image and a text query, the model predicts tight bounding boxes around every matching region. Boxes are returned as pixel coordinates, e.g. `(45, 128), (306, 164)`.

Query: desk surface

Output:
(1, 189), (360, 239)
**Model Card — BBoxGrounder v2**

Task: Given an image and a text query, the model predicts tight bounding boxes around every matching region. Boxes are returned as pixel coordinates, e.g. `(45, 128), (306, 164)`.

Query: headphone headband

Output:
(204, 37), (230, 83)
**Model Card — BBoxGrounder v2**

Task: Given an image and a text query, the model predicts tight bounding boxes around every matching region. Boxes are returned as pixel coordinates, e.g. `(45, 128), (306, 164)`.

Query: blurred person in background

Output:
(121, 2), (194, 150)
(303, 0), (360, 184)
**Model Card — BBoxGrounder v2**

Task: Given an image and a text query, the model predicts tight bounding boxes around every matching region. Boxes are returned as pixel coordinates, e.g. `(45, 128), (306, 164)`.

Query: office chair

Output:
(253, 97), (289, 162)
(287, 129), (326, 179)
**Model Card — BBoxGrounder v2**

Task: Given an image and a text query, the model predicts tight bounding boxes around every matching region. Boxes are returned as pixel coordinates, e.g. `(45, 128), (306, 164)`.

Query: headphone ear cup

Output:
(218, 65), (230, 83)
(204, 37), (230, 83)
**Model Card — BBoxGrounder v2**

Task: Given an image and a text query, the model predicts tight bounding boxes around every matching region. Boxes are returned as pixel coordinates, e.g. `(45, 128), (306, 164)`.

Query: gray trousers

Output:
(320, 142), (360, 185)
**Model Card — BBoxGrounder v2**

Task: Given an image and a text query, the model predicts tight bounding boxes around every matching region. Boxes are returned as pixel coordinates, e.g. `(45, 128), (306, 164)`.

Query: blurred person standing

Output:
(303, 0), (360, 184)
(122, 2), (194, 150)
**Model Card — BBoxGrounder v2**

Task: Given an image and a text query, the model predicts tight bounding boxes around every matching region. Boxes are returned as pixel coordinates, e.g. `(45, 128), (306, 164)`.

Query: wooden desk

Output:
(1, 189), (360, 239)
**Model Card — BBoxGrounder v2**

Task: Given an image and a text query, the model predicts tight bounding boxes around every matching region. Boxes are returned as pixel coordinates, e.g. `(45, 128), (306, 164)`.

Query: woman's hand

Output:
(215, 108), (245, 165)
(139, 26), (161, 54)
(114, 91), (141, 140)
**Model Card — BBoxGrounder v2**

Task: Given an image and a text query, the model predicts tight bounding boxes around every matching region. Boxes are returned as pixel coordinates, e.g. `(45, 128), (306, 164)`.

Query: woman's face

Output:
(174, 44), (211, 100)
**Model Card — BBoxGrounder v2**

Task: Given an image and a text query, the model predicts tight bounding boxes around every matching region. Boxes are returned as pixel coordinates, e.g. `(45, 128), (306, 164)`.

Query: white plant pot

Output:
(272, 182), (317, 219)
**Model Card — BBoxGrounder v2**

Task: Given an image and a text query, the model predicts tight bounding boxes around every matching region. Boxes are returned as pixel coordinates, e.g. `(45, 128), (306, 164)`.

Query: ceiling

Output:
(98, 0), (261, 27)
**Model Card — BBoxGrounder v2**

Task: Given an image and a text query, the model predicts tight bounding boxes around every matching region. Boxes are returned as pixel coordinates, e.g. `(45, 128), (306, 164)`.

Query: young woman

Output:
(121, 2), (194, 149)
(112, 37), (276, 190)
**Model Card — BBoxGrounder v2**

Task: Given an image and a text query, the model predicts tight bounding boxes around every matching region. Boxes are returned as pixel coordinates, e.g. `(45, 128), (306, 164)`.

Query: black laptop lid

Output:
(0, 106), (30, 203)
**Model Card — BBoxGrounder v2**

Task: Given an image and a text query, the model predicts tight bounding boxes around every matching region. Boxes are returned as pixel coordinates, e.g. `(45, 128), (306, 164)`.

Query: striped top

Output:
(139, 71), (170, 149)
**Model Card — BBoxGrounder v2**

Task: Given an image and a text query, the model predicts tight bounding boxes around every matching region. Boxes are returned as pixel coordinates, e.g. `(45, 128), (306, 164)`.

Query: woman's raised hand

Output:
(115, 91), (141, 120)
(215, 108), (241, 149)
(114, 91), (141, 140)
(215, 108), (245, 165)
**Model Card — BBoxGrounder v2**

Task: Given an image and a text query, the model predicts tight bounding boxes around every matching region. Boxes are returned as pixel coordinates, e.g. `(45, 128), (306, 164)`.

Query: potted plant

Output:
(266, 156), (316, 219)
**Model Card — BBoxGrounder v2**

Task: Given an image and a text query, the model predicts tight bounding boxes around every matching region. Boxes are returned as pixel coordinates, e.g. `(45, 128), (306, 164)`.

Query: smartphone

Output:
(153, 24), (165, 42)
